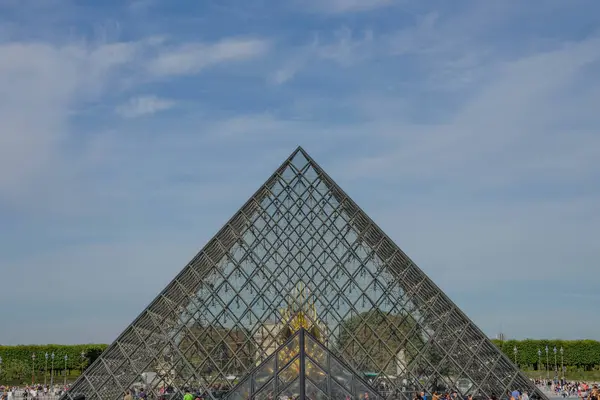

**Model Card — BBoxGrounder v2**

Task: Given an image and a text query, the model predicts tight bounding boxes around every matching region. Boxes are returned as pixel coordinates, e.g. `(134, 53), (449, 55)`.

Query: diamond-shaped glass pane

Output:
(66, 148), (548, 400)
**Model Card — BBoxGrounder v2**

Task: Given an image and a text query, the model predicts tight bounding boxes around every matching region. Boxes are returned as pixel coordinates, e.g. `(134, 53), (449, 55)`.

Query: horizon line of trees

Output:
(2, 337), (599, 382)
(492, 339), (600, 371)
(0, 345), (107, 382)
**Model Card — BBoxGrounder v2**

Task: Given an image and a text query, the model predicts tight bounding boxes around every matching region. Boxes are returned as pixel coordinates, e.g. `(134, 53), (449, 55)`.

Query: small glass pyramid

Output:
(226, 328), (382, 400)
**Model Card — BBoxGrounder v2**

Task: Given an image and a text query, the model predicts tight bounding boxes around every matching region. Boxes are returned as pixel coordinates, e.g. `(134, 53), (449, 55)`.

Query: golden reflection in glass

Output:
(279, 281), (325, 342)
(274, 281), (329, 384)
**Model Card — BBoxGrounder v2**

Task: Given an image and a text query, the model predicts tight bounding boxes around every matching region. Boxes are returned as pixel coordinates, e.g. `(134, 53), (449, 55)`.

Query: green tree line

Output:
(0, 345), (107, 382)
(1, 337), (599, 383)
(492, 339), (600, 370)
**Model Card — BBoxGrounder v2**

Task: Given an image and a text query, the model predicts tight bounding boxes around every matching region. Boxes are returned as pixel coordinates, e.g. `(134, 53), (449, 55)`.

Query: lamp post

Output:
(32, 353), (36, 385)
(64, 355), (68, 386)
(560, 347), (564, 381)
(545, 345), (549, 380)
(0, 356), (3, 379)
(44, 352), (49, 387)
(80, 351), (85, 374)
(553, 346), (558, 380)
(50, 353), (55, 388)
(513, 346), (518, 367)
(538, 349), (542, 379)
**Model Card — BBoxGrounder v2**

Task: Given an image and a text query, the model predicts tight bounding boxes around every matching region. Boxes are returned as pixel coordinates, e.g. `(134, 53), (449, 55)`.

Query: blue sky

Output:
(1, 0), (599, 345)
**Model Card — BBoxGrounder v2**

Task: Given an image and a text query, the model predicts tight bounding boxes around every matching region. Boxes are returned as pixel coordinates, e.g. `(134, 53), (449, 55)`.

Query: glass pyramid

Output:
(63, 147), (547, 400)
(226, 328), (382, 400)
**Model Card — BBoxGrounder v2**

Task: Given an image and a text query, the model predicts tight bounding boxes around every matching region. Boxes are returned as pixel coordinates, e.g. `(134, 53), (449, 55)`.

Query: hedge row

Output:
(0, 345), (108, 371)
(491, 339), (600, 368)
(1, 339), (599, 371)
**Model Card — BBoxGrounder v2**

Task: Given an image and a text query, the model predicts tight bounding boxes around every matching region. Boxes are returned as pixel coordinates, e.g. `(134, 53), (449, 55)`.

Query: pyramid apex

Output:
(289, 145), (309, 157)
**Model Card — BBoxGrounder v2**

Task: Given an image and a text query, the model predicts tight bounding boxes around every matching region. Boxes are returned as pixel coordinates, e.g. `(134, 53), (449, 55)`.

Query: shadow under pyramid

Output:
(62, 147), (548, 400)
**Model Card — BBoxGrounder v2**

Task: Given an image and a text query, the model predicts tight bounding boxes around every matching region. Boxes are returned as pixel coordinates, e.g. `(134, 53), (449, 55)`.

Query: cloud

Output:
(0, 40), (142, 202)
(269, 29), (375, 84)
(340, 35), (600, 186)
(306, 0), (395, 14)
(116, 95), (175, 118)
(147, 38), (270, 77)
(0, 35), (270, 207)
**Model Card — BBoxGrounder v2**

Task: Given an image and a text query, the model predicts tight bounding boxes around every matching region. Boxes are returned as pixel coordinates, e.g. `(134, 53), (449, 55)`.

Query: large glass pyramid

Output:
(63, 147), (547, 400)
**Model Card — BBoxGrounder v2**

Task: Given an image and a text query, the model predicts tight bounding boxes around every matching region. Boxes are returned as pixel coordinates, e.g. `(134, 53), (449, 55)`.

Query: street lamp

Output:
(560, 347), (564, 381)
(538, 349), (542, 379)
(50, 353), (55, 388)
(80, 351), (86, 374)
(513, 346), (518, 367)
(32, 353), (36, 385)
(545, 345), (549, 380)
(64, 355), (68, 386)
(44, 352), (49, 387)
(553, 346), (558, 380)
(0, 356), (3, 379)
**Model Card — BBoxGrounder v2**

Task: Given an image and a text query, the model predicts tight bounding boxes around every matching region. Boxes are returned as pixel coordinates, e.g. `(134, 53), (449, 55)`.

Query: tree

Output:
(336, 309), (424, 375)
(6, 360), (28, 382)
(177, 323), (255, 377)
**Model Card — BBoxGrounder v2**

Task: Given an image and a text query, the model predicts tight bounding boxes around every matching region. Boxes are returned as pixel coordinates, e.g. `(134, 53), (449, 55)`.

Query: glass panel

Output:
(228, 379), (251, 400)
(306, 377), (329, 400)
(253, 356), (276, 391)
(331, 378), (353, 400)
(330, 356), (354, 389)
(305, 333), (328, 367)
(278, 334), (300, 370)
(355, 380), (378, 400)
(277, 377), (301, 399)
(254, 379), (275, 400)
(277, 356), (300, 384)
(306, 359), (328, 394)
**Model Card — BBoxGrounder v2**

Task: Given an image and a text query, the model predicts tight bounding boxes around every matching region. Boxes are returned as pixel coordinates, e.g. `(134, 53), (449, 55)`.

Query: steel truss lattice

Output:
(63, 147), (548, 400)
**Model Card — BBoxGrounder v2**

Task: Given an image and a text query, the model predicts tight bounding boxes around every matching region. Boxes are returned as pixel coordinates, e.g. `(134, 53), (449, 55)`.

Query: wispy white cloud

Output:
(339, 35), (600, 186)
(306, 0), (395, 14)
(0, 35), (270, 206)
(0, 40), (142, 201)
(147, 38), (270, 77)
(269, 29), (375, 84)
(116, 95), (175, 118)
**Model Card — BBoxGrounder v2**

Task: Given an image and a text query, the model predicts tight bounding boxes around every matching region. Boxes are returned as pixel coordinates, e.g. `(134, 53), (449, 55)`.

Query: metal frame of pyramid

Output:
(63, 147), (547, 400)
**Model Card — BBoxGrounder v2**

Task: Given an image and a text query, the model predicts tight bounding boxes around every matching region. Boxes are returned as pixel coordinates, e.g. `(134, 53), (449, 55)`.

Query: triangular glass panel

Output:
(62, 147), (548, 400)
(290, 147), (310, 172)
(253, 357), (275, 391)
(305, 358), (327, 393)
(305, 378), (329, 400)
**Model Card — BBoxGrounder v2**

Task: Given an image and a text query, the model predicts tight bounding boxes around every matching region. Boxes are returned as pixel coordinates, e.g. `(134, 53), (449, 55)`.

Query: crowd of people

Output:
(1, 380), (599, 400)
(534, 380), (599, 399)
(0, 384), (71, 400)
